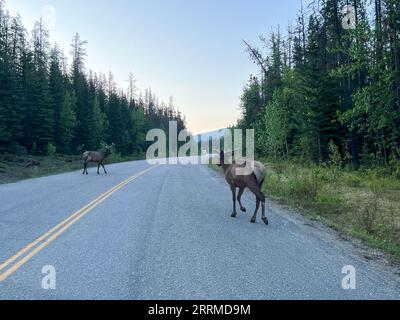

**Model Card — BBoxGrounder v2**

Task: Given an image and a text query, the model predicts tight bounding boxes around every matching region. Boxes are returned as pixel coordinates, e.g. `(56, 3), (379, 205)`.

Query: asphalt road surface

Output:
(0, 160), (399, 300)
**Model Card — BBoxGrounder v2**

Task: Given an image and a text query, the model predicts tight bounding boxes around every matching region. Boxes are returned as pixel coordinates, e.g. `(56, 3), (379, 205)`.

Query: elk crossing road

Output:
(0, 160), (399, 299)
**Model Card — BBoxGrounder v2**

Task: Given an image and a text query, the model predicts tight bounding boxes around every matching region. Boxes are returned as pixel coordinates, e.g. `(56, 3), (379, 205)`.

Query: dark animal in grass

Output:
(83, 143), (115, 175)
(218, 151), (268, 225)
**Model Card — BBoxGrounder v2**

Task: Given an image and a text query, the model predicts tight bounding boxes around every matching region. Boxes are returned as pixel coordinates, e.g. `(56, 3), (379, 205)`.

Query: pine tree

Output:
(127, 71), (138, 107)
(49, 45), (67, 152)
(57, 91), (77, 154)
(0, 9), (25, 152)
(20, 19), (54, 154)
(239, 76), (263, 130)
(91, 85), (106, 148)
(71, 33), (96, 151)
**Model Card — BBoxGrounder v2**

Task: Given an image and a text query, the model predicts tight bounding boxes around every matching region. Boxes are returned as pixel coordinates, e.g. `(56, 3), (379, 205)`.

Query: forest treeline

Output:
(0, 0), (185, 157)
(238, 0), (399, 168)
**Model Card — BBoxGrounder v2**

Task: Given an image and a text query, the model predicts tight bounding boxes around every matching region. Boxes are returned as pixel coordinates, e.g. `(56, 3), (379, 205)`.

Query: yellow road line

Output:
(0, 178), (126, 272)
(0, 165), (158, 282)
(0, 171), (136, 272)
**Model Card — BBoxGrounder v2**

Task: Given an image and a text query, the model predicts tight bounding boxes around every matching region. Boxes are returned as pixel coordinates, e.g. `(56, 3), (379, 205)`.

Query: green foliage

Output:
(239, 76), (262, 130)
(328, 140), (342, 168)
(107, 152), (124, 164)
(238, 0), (400, 167)
(258, 90), (291, 158)
(57, 92), (77, 154)
(46, 143), (57, 157)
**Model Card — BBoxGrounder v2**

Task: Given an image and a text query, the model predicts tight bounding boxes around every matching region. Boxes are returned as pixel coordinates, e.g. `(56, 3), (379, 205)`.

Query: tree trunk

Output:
(375, 0), (383, 63)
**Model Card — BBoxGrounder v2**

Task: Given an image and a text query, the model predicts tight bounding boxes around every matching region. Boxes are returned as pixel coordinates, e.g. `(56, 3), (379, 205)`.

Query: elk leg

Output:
(257, 190), (268, 225)
(237, 187), (246, 212)
(261, 200), (268, 225)
(251, 197), (260, 223)
(258, 181), (268, 224)
(83, 161), (88, 175)
(102, 163), (107, 174)
(97, 163), (100, 175)
(231, 186), (237, 218)
(248, 181), (267, 225)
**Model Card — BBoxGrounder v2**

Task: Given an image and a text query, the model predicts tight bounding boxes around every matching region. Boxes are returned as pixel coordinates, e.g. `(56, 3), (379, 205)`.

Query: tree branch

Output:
(242, 39), (268, 75)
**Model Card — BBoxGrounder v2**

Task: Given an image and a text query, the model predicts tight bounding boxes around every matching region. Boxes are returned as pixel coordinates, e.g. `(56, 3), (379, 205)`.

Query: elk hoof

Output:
(250, 218), (256, 223)
(231, 212), (237, 218)
(262, 217), (269, 225)
(240, 207), (247, 213)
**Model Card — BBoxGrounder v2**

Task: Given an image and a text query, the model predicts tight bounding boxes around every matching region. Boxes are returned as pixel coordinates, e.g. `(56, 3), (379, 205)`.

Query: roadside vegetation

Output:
(0, 152), (145, 184)
(262, 159), (400, 258)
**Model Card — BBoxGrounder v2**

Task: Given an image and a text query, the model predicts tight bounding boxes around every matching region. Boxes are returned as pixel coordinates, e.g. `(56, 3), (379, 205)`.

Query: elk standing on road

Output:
(218, 151), (268, 225)
(83, 143), (115, 175)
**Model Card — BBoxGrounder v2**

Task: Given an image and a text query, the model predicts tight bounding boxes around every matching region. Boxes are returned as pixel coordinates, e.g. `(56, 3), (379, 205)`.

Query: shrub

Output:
(328, 140), (342, 169)
(357, 196), (380, 235)
(46, 143), (57, 158)
(286, 170), (320, 207)
(108, 153), (124, 163)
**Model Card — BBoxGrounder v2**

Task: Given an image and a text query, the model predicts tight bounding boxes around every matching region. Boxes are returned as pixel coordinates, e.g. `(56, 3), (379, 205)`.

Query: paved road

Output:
(0, 160), (399, 300)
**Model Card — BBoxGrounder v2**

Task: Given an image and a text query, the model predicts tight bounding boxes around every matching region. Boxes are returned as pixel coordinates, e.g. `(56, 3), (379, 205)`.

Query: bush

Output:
(328, 140), (342, 168)
(286, 171), (320, 207)
(46, 143), (57, 158)
(313, 165), (341, 183)
(107, 153), (124, 163)
(0, 162), (8, 173)
(389, 158), (400, 179)
(357, 196), (379, 234)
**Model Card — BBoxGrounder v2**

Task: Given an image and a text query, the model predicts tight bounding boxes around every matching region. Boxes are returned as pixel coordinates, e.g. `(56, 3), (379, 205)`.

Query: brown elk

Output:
(218, 150), (268, 225)
(83, 143), (115, 175)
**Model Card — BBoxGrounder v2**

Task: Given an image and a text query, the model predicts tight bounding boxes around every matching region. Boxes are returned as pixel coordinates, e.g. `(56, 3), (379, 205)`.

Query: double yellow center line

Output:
(0, 165), (158, 282)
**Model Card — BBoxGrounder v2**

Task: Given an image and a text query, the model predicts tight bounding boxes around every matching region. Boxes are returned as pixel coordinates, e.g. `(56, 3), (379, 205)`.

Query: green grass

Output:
(0, 152), (145, 184)
(209, 158), (400, 259)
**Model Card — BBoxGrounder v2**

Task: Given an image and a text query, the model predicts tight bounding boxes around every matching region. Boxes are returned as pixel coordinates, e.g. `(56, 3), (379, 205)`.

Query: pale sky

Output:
(5, 0), (307, 134)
